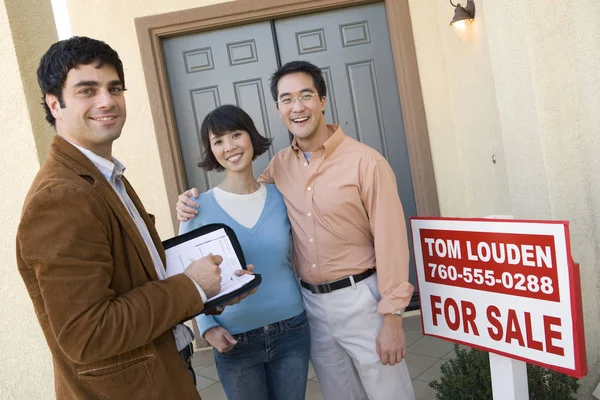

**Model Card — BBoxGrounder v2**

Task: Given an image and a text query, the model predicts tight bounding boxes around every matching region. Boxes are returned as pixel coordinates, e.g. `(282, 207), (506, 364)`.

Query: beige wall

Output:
(408, 0), (512, 218)
(409, 0), (600, 396)
(0, 0), (56, 398)
(4, 0), (56, 164)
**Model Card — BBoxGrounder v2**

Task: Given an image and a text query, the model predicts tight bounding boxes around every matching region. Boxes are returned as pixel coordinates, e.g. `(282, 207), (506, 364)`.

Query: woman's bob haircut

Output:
(198, 104), (273, 171)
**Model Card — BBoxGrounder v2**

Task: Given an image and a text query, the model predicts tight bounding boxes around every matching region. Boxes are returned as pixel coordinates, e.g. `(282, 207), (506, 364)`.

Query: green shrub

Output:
(429, 344), (579, 400)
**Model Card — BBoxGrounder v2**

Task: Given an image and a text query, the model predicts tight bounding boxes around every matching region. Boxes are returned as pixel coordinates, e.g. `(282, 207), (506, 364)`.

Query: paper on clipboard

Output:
(165, 228), (255, 302)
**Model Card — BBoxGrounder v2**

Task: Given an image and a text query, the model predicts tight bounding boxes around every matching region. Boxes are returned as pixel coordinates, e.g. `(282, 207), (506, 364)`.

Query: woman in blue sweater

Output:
(179, 105), (309, 400)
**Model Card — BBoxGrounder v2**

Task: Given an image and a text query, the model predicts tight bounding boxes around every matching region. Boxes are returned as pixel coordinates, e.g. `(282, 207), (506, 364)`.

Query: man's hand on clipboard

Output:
(208, 265), (258, 315)
(184, 256), (258, 314)
(184, 254), (223, 298)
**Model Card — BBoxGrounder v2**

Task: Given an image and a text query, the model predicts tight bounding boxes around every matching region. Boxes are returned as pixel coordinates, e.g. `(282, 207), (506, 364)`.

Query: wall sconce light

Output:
(450, 0), (475, 42)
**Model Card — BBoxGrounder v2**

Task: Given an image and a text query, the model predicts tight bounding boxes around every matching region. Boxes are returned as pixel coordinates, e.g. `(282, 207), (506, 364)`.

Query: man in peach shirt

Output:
(177, 61), (414, 400)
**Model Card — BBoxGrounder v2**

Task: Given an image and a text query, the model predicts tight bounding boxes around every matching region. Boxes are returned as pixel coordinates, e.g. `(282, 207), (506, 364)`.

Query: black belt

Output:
(300, 268), (376, 294)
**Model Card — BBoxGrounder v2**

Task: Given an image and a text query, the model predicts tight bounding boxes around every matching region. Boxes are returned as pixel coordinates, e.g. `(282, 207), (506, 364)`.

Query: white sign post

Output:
(489, 353), (528, 399)
(410, 217), (587, 399)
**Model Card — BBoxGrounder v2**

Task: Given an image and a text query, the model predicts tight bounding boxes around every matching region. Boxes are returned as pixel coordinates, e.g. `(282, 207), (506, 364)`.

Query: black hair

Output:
(37, 36), (125, 127)
(198, 105), (273, 171)
(269, 60), (327, 102)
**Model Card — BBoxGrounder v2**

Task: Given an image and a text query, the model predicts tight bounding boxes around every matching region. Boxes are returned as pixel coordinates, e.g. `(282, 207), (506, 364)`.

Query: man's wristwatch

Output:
(392, 308), (406, 317)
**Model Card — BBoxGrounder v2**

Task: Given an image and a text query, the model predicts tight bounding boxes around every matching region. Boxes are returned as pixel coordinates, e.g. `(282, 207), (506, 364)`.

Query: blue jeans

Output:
(213, 311), (310, 400)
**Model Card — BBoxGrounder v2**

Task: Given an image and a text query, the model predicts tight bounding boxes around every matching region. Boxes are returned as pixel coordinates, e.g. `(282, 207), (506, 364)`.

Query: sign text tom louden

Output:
(410, 217), (587, 378)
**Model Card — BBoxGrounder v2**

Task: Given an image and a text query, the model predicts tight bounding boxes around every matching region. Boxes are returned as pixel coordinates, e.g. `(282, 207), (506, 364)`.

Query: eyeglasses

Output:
(276, 93), (318, 106)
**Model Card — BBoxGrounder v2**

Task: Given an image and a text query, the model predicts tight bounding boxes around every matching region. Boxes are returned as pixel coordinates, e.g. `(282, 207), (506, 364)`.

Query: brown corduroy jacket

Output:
(17, 136), (203, 399)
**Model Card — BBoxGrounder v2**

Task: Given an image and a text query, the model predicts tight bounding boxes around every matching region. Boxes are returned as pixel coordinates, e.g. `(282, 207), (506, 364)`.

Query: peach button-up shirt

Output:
(259, 125), (414, 314)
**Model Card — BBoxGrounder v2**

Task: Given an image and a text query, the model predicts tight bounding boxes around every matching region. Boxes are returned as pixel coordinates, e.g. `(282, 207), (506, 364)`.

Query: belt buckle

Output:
(314, 282), (332, 294)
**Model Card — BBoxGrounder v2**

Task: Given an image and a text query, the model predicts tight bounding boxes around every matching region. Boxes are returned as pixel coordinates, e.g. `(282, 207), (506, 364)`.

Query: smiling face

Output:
(276, 72), (327, 147)
(209, 129), (254, 174)
(46, 63), (126, 159)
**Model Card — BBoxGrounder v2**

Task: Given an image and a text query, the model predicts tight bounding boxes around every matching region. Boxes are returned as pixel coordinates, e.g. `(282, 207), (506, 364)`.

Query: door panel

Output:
(274, 3), (419, 289)
(163, 22), (286, 193)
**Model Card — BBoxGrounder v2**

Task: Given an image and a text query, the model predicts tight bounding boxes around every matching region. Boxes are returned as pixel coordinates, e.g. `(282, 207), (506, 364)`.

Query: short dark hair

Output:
(37, 36), (126, 127)
(198, 105), (273, 171)
(269, 60), (327, 102)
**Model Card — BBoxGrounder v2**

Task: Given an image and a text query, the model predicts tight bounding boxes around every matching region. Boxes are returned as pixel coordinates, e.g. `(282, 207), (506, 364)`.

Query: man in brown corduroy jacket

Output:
(16, 36), (225, 399)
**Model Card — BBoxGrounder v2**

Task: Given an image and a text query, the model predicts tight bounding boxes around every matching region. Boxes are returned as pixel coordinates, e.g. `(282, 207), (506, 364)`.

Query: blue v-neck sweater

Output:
(179, 184), (304, 336)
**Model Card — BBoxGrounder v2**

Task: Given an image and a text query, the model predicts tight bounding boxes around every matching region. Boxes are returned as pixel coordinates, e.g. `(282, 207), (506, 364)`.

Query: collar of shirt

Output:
(290, 124), (345, 159)
(66, 140), (126, 183)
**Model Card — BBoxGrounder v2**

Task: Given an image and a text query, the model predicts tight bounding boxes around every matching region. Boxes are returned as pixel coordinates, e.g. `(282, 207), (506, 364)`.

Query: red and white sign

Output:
(410, 217), (587, 378)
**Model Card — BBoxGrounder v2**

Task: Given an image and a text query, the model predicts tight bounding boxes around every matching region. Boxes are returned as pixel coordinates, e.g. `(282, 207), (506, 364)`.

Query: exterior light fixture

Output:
(450, 0), (475, 42)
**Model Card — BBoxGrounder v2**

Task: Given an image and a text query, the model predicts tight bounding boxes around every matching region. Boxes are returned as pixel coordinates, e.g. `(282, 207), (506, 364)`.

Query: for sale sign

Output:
(410, 217), (587, 378)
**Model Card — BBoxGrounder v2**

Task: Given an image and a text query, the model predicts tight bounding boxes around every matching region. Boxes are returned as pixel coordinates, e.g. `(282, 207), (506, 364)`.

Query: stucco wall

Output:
(409, 0), (600, 396)
(4, 0), (57, 164)
(408, 0), (512, 218)
(0, 0), (55, 398)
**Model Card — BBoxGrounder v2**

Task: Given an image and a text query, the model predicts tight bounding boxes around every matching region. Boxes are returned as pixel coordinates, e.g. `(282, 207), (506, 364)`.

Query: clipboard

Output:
(162, 223), (262, 314)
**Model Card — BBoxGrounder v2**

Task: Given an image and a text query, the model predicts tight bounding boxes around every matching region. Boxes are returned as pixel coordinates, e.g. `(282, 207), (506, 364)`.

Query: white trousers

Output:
(301, 274), (415, 400)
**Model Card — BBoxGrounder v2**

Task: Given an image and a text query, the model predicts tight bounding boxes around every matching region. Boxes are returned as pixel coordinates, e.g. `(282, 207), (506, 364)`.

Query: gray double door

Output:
(163, 3), (419, 299)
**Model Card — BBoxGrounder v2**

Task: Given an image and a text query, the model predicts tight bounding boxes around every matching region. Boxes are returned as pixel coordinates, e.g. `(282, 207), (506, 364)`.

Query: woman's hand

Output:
(176, 188), (200, 221)
(205, 327), (238, 353)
